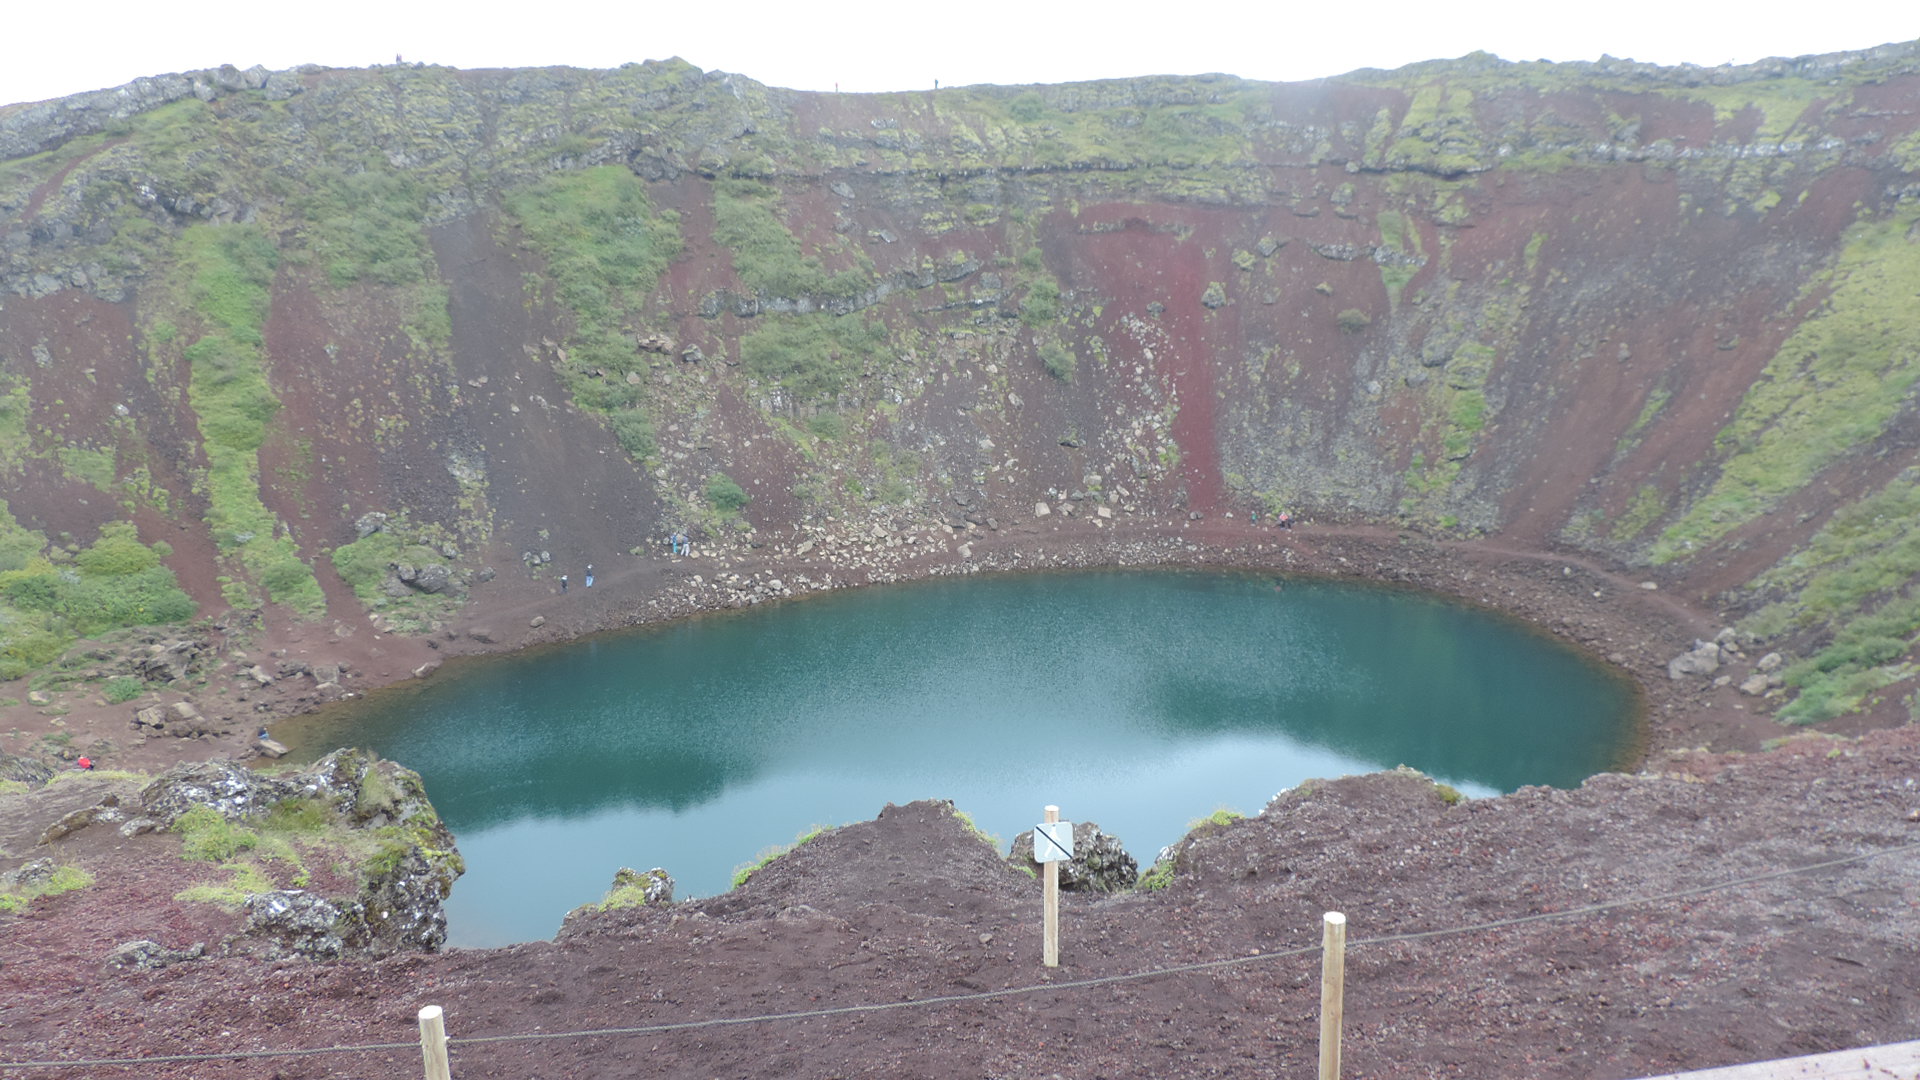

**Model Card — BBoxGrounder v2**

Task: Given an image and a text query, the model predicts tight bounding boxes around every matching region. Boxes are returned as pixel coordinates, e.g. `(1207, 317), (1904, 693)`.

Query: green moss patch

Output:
(1653, 206), (1920, 563)
(0, 864), (95, 913)
(730, 825), (827, 889)
(712, 178), (871, 299)
(504, 165), (680, 389)
(739, 314), (888, 405)
(0, 517), (195, 681)
(1739, 469), (1920, 723)
(173, 225), (324, 616)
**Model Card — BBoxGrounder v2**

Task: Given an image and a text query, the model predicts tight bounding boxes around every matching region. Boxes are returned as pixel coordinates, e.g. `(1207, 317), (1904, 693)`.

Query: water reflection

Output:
(284, 570), (1639, 945)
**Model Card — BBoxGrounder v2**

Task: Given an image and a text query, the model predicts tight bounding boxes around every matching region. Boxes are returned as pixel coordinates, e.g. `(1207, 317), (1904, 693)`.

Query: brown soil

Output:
(2, 727), (1916, 1079)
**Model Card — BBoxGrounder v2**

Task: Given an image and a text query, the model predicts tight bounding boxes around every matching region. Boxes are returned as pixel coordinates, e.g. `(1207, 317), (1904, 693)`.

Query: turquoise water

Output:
(281, 570), (1640, 946)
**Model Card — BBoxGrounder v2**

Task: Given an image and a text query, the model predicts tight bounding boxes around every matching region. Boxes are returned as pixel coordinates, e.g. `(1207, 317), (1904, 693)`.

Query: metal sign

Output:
(1033, 821), (1074, 862)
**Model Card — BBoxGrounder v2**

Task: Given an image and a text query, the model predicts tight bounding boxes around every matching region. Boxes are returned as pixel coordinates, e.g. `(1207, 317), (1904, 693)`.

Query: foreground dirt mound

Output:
(3, 731), (1915, 1079)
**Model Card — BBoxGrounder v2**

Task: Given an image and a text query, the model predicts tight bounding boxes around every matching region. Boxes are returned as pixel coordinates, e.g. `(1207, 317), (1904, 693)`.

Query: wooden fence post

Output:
(1319, 912), (1346, 1080)
(1042, 805), (1061, 968)
(419, 1004), (451, 1080)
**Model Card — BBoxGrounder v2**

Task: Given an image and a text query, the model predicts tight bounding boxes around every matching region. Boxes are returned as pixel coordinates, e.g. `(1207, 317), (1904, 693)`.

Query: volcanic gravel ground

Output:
(2, 727), (1916, 1079)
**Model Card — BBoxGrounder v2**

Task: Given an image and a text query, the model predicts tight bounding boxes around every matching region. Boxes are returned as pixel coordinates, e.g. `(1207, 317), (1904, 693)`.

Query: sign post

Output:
(1033, 805), (1074, 967)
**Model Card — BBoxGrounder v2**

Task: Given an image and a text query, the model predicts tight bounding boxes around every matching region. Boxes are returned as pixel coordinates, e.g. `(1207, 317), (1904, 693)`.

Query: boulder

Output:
(137, 750), (465, 957)
(242, 891), (348, 960)
(1738, 673), (1772, 696)
(1666, 640), (1724, 680)
(391, 562), (455, 595)
(134, 639), (204, 684)
(39, 799), (126, 844)
(1008, 820), (1139, 893)
(139, 760), (299, 825)
(346, 845), (453, 953)
(353, 512), (389, 538)
(104, 939), (205, 971)
(130, 700), (225, 738)
(609, 866), (676, 905)
(1, 858), (57, 890)
(0, 751), (54, 786)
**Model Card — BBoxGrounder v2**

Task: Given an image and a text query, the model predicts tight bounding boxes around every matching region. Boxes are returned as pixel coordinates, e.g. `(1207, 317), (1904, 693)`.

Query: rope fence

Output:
(2, 837), (1914, 1074)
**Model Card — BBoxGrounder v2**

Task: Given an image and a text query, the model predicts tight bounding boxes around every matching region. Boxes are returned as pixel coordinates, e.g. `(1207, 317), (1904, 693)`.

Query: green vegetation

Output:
(174, 862), (275, 910)
(586, 868), (675, 912)
(0, 376), (29, 468)
(731, 825), (827, 888)
(861, 442), (923, 506)
(1653, 206), (1920, 563)
(0, 517), (195, 680)
(172, 224), (324, 616)
(0, 863), (94, 913)
(1661, 79), (1830, 141)
(1136, 859), (1175, 891)
(705, 473), (750, 514)
(175, 805), (262, 862)
(327, 518), (461, 634)
(610, 410), (657, 459)
(1739, 469), (1920, 723)
(103, 676), (144, 704)
(951, 808), (1002, 851)
(805, 412), (846, 441)
(1610, 485), (1666, 543)
(297, 166), (433, 288)
(711, 178), (870, 298)
(1189, 808), (1243, 830)
(1388, 84), (1484, 175)
(503, 165), (681, 416)
(1615, 387), (1671, 456)
(1376, 210), (1424, 299)
(1020, 276), (1061, 326)
(952, 81), (1264, 191)
(170, 789), (450, 911)
(1038, 339), (1077, 381)
(56, 447), (115, 492)
(739, 314), (888, 405)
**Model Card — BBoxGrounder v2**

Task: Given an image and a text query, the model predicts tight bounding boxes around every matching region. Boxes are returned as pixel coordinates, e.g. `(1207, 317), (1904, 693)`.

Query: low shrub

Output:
(103, 676), (143, 704)
(706, 473), (750, 514)
(0, 864), (94, 912)
(174, 805), (260, 862)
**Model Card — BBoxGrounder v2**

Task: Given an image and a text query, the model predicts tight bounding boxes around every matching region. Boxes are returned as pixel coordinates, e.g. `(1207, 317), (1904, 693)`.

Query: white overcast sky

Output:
(4, 0), (1915, 109)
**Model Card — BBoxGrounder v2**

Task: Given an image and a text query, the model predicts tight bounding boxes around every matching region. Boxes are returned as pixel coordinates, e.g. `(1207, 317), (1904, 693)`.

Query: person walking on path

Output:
(585, 565), (595, 588)
(560, 574), (569, 593)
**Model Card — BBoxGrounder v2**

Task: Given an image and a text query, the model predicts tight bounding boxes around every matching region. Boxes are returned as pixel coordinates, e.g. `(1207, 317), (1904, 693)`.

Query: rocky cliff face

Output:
(2, 45), (1919, 726)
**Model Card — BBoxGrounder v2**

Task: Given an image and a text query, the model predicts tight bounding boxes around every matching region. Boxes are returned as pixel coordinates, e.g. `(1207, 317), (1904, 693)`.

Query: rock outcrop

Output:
(1009, 820), (1139, 892)
(63, 750), (468, 957)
